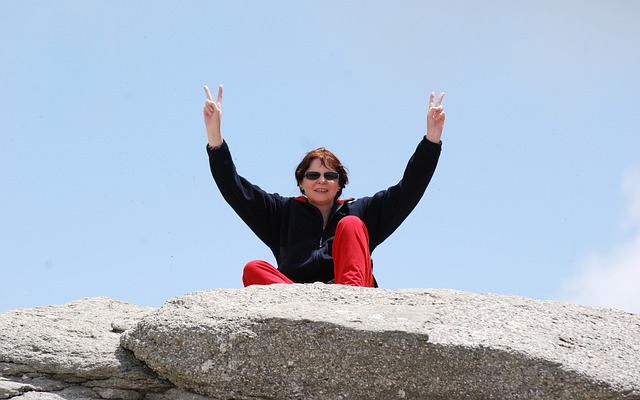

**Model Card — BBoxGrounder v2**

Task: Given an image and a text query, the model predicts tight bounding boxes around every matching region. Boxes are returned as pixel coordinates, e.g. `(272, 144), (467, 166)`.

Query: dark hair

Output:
(295, 147), (349, 199)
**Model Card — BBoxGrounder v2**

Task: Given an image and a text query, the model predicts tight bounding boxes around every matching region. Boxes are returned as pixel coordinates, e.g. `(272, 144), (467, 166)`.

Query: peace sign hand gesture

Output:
(203, 84), (224, 148)
(426, 92), (446, 144)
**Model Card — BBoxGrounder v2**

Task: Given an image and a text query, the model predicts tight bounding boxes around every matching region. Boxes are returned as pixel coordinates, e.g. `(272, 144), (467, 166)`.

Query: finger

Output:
(217, 85), (223, 105)
(436, 92), (445, 107)
(204, 85), (213, 101)
(429, 92), (435, 109)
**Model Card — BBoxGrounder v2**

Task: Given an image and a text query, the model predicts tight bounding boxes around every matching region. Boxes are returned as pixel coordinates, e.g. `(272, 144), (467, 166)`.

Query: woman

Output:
(203, 84), (445, 288)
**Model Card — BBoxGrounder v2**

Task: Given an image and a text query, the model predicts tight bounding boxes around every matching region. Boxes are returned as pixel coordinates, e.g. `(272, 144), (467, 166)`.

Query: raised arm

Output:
(203, 84), (224, 148)
(355, 91), (445, 248)
(426, 92), (446, 144)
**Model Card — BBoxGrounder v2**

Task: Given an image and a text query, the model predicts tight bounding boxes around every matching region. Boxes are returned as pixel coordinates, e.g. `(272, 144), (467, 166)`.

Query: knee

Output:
(243, 260), (267, 274)
(335, 216), (370, 246)
(337, 216), (367, 232)
(242, 260), (268, 287)
(242, 260), (292, 286)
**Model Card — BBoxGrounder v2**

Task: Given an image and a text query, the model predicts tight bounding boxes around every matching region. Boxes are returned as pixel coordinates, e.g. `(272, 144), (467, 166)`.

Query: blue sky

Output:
(2, 1), (639, 314)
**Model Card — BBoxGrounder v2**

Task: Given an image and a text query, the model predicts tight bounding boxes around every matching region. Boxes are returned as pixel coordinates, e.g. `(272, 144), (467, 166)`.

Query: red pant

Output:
(242, 216), (375, 287)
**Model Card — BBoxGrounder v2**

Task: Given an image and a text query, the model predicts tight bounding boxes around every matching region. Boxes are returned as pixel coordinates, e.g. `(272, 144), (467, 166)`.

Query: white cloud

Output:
(559, 166), (640, 314)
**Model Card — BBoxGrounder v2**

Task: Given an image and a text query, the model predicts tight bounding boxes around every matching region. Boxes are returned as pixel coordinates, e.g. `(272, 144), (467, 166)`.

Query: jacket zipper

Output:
(317, 203), (346, 248)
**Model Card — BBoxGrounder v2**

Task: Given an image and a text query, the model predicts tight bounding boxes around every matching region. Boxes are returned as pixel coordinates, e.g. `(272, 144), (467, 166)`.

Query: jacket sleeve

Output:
(207, 141), (283, 250)
(357, 138), (442, 250)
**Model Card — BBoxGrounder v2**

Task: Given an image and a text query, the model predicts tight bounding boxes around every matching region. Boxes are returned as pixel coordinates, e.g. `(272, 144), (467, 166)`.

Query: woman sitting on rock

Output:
(203, 84), (446, 288)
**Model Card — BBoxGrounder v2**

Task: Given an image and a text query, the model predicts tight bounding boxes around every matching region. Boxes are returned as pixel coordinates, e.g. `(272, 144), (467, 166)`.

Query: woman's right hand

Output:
(426, 91), (445, 144)
(203, 84), (223, 147)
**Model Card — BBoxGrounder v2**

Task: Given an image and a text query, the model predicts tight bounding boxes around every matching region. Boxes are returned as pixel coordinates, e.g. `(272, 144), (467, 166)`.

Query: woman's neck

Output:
(309, 201), (334, 228)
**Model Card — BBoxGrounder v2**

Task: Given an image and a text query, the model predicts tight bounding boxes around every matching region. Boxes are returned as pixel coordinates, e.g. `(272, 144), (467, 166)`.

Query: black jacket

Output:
(207, 138), (441, 284)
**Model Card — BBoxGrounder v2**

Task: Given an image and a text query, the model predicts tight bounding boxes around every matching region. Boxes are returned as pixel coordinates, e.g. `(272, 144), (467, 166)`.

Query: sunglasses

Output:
(303, 171), (340, 181)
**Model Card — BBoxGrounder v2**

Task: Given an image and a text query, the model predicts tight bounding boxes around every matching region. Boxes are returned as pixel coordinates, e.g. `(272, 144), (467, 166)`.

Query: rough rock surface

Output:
(122, 284), (640, 400)
(0, 297), (209, 399)
(2, 287), (639, 400)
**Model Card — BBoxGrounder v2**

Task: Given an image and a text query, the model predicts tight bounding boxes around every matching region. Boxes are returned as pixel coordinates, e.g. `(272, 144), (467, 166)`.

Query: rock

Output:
(0, 298), (174, 399)
(2, 287), (639, 400)
(121, 284), (640, 400)
(144, 388), (223, 400)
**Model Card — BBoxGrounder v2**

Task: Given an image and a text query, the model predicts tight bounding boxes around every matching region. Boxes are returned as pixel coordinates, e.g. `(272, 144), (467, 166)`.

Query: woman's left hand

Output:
(426, 92), (446, 144)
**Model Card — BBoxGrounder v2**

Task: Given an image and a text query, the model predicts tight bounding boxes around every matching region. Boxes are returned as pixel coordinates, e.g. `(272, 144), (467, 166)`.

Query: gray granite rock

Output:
(3, 287), (639, 400)
(0, 298), (173, 399)
(121, 284), (640, 400)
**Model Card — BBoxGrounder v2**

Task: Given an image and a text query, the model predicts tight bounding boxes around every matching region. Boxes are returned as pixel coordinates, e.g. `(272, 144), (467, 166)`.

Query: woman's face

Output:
(299, 158), (340, 207)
